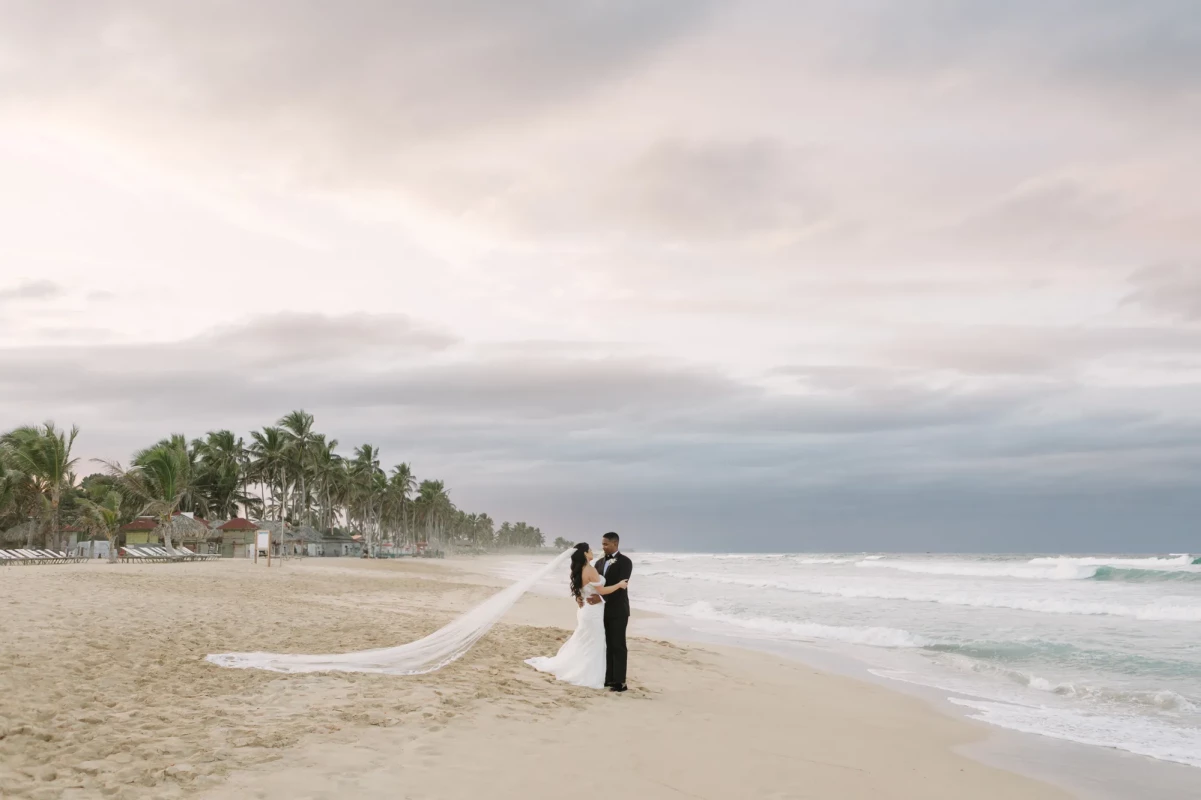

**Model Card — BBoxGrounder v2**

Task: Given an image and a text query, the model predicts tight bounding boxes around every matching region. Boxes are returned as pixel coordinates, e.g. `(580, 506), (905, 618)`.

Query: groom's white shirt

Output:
(602, 552), (619, 575)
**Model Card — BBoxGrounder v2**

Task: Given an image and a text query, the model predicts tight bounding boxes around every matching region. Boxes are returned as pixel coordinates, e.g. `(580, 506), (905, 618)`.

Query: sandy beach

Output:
(0, 557), (1068, 799)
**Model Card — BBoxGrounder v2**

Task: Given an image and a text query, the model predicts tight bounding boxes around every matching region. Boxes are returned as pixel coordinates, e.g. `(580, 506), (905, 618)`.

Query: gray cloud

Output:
(1, 314), (1195, 479)
(879, 325), (1201, 376)
(1126, 263), (1201, 321)
(2, 313), (1199, 548)
(0, 279), (66, 302)
(0, 1), (716, 171)
(595, 139), (820, 242)
(950, 178), (1130, 256)
(808, 1), (1201, 101)
(200, 313), (459, 367)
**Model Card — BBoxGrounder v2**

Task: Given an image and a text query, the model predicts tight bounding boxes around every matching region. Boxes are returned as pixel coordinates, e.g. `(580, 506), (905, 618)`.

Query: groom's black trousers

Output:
(604, 612), (628, 687)
(597, 552), (633, 688)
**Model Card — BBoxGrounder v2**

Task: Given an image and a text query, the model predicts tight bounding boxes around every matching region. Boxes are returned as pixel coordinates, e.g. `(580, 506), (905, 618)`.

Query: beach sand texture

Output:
(0, 559), (1068, 799)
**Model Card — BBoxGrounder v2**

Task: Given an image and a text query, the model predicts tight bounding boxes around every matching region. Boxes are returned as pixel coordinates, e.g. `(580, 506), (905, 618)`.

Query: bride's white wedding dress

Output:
(525, 579), (607, 689)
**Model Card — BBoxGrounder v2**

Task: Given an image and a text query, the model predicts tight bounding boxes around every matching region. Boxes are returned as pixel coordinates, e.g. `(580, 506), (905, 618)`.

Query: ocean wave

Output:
(655, 571), (1201, 621)
(856, 556), (1201, 582)
(933, 654), (1200, 712)
(1027, 554), (1195, 568)
(1093, 566), (1201, 583)
(680, 601), (928, 648)
(637, 553), (859, 566)
(948, 698), (1201, 769)
(855, 559), (1098, 580)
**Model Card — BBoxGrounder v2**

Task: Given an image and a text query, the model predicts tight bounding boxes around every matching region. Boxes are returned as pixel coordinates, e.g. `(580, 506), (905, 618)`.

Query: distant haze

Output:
(1, 2), (1199, 551)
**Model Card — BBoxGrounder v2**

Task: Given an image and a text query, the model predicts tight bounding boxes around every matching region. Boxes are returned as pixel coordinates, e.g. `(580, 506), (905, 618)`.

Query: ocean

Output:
(497, 552), (1201, 772)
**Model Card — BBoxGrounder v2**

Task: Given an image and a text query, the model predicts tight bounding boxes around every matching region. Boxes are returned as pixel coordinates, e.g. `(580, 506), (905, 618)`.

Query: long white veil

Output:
(205, 549), (572, 675)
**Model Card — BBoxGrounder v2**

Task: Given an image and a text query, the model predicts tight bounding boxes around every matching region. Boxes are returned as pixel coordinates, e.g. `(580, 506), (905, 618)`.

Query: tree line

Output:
(0, 413), (550, 557)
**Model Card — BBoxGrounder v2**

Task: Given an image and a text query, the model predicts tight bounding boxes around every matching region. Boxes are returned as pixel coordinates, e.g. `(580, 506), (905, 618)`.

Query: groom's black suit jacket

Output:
(595, 553), (632, 619)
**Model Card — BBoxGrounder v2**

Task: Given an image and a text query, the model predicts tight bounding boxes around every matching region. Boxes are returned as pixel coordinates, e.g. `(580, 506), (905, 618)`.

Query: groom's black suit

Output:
(596, 552), (632, 688)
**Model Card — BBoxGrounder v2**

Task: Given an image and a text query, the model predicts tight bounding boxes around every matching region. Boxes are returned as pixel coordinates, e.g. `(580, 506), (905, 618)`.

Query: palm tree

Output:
(387, 462), (416, 544)
(414, 479), (453, 547)
(142, 434), (207, 517)
(279, 410), (317, 525)
(475, 512), (495, 549)
(349, 444), (384, 553)
(103, 443), (194, 555)
(78, 489), (124, 562)
(249, 427), (289, 521)
(1, 422), (80, 551)
(0, 453), (25, 532)
(311, 434), (344, 531)
(193, 430), (247, 519)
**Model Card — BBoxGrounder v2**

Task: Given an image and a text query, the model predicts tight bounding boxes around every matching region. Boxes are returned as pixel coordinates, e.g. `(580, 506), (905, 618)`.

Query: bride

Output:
(526, 542), (628, 689)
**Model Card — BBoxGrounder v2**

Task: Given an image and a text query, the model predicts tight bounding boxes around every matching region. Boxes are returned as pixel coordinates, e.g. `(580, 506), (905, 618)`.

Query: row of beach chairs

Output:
(119, 546), (221, 563)
(0, 549), (88, 565)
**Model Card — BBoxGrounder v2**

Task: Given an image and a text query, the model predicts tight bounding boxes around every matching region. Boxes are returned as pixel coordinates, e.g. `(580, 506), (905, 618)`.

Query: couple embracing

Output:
(526, 532), (632, 692)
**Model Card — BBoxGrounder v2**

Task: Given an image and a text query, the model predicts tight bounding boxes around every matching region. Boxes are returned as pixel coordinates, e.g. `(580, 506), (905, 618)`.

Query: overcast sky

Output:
(1, 1), (1199, 552)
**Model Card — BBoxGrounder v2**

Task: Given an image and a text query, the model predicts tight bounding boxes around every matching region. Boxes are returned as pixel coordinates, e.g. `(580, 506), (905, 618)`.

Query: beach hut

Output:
(1, 519), (40, 549)
(283, 525), (325, 557)
(118, 517), (158, 547)
(217, 518), (258, 558)
(320, 532), (363, 557)
(166, 512), (217, 554)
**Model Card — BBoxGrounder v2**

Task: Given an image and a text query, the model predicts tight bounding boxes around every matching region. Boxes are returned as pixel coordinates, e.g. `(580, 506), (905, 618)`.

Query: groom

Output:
(593, 531), (632, 692)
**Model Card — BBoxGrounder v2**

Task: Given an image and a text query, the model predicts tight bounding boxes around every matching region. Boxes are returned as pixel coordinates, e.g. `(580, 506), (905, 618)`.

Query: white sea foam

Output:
(681, 601), (928, 648)
(1027, 554), (1196, 569)
(932, 654), (1201, 712)
(656, 571), (1201, 621)
(856, 559), (1098, 580)
(948, 698), (1201, 769)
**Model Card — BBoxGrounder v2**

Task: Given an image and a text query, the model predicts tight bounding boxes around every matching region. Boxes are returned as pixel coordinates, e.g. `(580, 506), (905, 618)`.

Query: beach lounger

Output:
(124, 546), (176, 563)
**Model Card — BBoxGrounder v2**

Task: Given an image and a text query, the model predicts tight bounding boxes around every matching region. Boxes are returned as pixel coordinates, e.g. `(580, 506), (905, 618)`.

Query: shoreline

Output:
(3, 557), (1070, 798)
(439, 554), (1201, 800)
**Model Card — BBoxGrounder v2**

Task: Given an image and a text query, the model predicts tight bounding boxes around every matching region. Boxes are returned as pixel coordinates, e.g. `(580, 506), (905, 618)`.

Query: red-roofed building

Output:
(217, 517), (259, 558)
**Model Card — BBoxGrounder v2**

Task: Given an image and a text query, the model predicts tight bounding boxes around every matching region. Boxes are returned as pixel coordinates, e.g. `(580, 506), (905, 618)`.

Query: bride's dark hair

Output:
(569, 543), (590, 602)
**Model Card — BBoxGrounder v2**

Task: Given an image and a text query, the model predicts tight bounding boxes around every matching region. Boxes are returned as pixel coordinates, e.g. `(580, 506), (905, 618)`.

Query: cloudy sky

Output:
(2, 1), (1199, 551)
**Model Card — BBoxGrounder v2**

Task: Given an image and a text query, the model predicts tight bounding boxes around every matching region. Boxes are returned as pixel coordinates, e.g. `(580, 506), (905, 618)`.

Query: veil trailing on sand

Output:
(205, 549), (573, 675)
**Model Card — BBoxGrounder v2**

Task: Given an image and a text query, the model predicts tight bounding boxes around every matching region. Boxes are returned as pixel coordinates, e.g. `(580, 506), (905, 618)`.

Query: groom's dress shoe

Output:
(609, 684), (627, 693)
